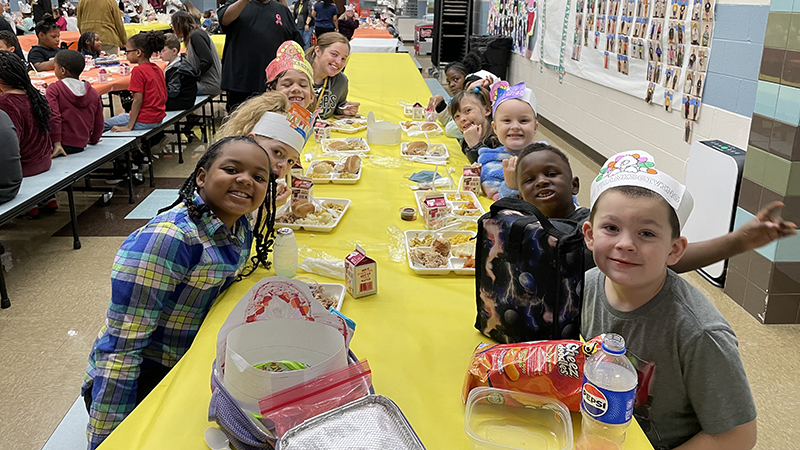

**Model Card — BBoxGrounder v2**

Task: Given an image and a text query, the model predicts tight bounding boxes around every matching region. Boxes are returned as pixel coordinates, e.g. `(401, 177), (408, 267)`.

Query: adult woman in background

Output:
(306, 32), (358, 119)
(311, 0), (338, 38)
(171, 11), (221, 95)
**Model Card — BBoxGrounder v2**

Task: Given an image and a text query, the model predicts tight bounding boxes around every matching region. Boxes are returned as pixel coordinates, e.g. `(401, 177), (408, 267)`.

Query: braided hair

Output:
(158, 136), (278, 279)
(0, 51), (50, 133)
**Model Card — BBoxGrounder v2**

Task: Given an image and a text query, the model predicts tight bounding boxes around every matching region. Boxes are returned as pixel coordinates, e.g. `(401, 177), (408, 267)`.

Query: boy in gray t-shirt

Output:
(580, 151), (757, 450)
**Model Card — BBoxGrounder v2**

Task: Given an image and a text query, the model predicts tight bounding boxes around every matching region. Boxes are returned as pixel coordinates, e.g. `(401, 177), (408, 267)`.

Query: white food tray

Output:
(304, 160), (361, 185)
(404, 230), (476, 275)
(329, 119), (367, 133)
(276, 198), (351, 232)
(414, 190), (486, 222)
(400, 121), (444, 137)
(321, 138), (371, 154)
(318, 283), (345, 310)
(400, 142), (449, 164)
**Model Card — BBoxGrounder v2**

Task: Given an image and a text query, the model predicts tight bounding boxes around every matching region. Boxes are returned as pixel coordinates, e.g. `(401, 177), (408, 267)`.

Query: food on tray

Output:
(339, 172), (358, 179)
(410, 248), (448, 268)
(462, 336), (605, 411)
(333, 119), (367, 130)
(253, 360), (309, 372)
(408, 233), (434, 247)
(454, 209), (482, 217)
(431, 237), (451, 257)
(323, 201), (346, 212)
(292, 200), (315, 218)
(447, 234), (471, 246)
(326, 138), (367, 151)
(446, 193), (469, 201)
(343, 155), (361, 174)
(312, 161), (335, 174)
(403, 141), (428, 156)
(420, 122), (439, 131)
(463, 256), (475, 269)
(451, 242), (475, 259)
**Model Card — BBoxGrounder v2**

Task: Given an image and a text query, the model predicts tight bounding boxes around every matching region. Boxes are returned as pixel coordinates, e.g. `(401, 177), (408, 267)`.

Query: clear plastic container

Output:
(465, 387), (573, 450)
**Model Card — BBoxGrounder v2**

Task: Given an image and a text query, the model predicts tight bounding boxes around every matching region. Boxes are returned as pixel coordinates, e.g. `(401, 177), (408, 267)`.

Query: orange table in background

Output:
(32, 60), (167, 97)
(18, 30), (81, 53)
(352, 28), (392, 39)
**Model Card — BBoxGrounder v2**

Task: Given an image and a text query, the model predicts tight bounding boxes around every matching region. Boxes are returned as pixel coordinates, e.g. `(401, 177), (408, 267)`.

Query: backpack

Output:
(474, 198), (586, 343)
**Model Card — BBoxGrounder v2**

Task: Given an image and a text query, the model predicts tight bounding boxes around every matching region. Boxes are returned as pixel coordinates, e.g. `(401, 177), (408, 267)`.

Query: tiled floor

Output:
(2, 69), (799, 450)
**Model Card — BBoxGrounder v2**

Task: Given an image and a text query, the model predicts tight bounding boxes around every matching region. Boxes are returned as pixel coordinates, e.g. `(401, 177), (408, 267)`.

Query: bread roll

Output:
(327, 140), (348, 151)
(344, 155), (361, 174)
(405, 141), (428, 155)
(292, 200), (315, 218)
(421, 122), (438, 131)
(313, 161), (334, 174)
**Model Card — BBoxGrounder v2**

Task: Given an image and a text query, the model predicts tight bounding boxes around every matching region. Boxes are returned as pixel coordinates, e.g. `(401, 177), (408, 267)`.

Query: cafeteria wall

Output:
(505, 0), (770, 181)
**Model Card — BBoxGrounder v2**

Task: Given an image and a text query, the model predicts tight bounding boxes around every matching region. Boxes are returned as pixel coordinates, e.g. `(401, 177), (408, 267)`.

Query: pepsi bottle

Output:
(577, 333), (638, 450)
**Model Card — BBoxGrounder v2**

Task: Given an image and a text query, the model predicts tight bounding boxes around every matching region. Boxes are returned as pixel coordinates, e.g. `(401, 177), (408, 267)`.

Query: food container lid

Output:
(278, 395), (425, 449)
(464, 387), (573, 450)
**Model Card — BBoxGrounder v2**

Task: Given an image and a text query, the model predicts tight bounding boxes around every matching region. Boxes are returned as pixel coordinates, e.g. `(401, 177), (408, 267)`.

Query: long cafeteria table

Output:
(96, 53), (654, 450)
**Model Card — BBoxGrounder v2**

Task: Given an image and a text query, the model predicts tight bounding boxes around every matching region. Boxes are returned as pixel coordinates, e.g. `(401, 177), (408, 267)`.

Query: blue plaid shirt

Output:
(82, 194), (253, 449)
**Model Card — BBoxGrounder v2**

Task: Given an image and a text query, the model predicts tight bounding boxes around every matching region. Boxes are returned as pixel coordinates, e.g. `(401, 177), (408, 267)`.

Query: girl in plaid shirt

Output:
(81, 135), (282, 449)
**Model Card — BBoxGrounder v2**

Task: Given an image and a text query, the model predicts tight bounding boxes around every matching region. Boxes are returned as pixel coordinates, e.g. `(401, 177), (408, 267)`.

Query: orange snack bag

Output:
(462, 336), (603, 411)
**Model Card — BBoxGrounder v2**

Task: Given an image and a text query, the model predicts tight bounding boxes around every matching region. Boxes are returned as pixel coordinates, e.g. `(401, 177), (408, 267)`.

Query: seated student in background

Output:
(65, 7), (78, 31)
(449, 86), (499, 164)
(0, 109), (23, 205)
(0, 29), (28, 61)
(513, 143), (797, 273)
(27, 14), (60, 71)
(0, 50), (54, 216)
(201, 10), (212, 31)
(54, 7), (66, 31)
(0, 50), (52, 177)
(428, 52), (498, 139)
(105, 31), (166, 132)
(581, 151), (758, 450)
(161, 33), (199, 111)
(46, 50), (104, 156)
(478, 82), (539, 200)
(19, 2), (35, 35)
(77, 31), (102, 59)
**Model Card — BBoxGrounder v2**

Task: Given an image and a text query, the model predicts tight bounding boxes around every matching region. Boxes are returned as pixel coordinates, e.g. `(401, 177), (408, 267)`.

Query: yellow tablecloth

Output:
(124, 22), (171, 37)
(210, 34), (225, 59)
(97, 53), (653, 450)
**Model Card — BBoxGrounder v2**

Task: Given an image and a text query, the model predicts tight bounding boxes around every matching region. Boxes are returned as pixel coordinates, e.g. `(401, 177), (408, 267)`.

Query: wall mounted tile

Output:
(775, 233), (800, 261)
(743, 144), (770, 184)
(706, 41), (727, 75)
(787, 162), (800, 195)
(783, 50), (800, 89)
(781, 194), (800, 224)
(754, 81), (780, 118)
(760, 48), (785, 83)
(770, 120), (798, 158)
(775, 85), (800, 125)
(765, 13), (792, 49)
(734, 206), (780, 260)
(772, 261), (800, 293)
(749, 115), (773, 152)
(729, 249), (753, 276)
(722, 42), (765, 81)
(762, 294), (800, 323)
(758, 185), (784, 212)
(772, 0), (794, 12)
(795, 0), (800, 13)
(738, 176), (763, 215)
(762, 150), (792, 195)
(742, 280), (767, 321)
(724, 267), (748, 306)
(715, 5), (767, 41)
(748, 250), (775, 290)
(790, 14), (800, 51)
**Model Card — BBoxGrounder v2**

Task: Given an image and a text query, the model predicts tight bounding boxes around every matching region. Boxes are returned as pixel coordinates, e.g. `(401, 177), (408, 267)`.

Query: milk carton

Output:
(459, 164), (482, 193)
(421, 191), (448, 230)
(345, 245), (377, 298)
(290, 175), (314, 203)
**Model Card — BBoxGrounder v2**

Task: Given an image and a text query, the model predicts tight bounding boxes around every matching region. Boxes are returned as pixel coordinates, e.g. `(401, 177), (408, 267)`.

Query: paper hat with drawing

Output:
(252, 103), (317, 153)
(265, 40), (314, 84)
(590, 151), (694, 229)
(491, 81), (538, 117)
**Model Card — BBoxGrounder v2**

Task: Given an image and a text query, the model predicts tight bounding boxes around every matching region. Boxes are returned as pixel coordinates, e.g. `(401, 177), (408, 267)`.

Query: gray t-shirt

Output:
(313, 72), (348, 119)
(581, 268), (756, 449)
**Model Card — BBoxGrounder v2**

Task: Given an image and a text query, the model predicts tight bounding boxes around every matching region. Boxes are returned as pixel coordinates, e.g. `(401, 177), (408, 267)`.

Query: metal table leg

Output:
(67, 185), (81, 250)
(126, 149), (135, 204)
(0, 243), (9, 309)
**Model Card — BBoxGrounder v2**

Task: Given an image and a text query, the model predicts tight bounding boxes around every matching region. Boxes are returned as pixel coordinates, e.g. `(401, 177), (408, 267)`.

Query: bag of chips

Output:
(462, 336), (604, 411)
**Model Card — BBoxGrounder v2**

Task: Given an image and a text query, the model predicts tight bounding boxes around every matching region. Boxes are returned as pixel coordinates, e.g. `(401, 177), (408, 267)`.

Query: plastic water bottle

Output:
(273, 227), (298, 278)
(577, 333), (638, 450)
